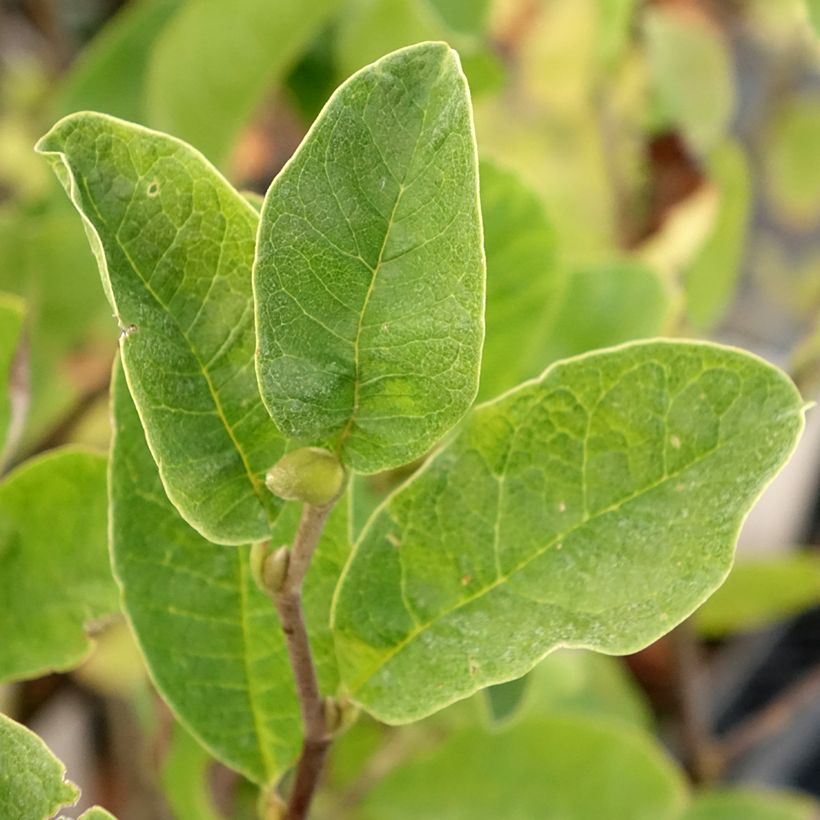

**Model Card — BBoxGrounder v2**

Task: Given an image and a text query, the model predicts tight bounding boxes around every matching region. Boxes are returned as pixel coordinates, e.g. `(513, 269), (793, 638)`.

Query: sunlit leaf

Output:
(333, 341), (804, 722)
(37, 113), (285, 545)
(110, 362), (348, 784)
(255, 43), (484, 474)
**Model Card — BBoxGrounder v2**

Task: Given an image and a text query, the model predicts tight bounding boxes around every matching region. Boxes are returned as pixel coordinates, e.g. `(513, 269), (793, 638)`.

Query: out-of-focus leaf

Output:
(0, 293), (25, 460)
(110, 362), (349, 785)
(71, 809), (118, 820)
(38, 113), (285, 545)
(680, 789), (818, 820)
(0, 449), (118, 683)
(145, 0), (341, 166)
(0, 713), (79, 819)
(161, 722), (221, 820)
(483, 675), (529, 724)
(644, 7), (733, 152)
(766, 100), (820, 227)
(74, 621), (146, 697)
(478, 161), (561, 401)
(427, 0), (490, 34)
(597, 0), (639, 66)
(336, 0), (502, 95)
(807, 0), (820, 37)
(255, 43), (484, 475)
(695, 553), (820, 637)
(684, 142), (750, 331)
(356, 714), (686, 820)
(540, 261), (670, 364)
(52, 0), (181, 122)
(333, 341), (805, 723)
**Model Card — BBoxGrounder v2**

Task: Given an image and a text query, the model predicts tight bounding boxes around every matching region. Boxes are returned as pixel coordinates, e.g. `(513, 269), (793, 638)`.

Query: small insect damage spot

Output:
(146, 180), (160, 197)
(386, 532), (401, 548)
(670, 435), (682, 449)
(118, 323), (138, 341)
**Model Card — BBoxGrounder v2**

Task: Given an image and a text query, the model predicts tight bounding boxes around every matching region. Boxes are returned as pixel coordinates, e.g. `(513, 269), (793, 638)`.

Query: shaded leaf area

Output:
(0, 713), (79, 820)
(333, 341), (805, 722)
(680, 789), (818, 820)
(255, 42), (484, 474)
(0, 449), (118, 682)
(0, 292), (25, 458)
(355, 714), (686, 820)
(145, 0), (341, 167)
(37, 113), (285, 545)
(695, 552), (820, 637)
(486, 649), (652, 729)
(541, 261), (670, 365)
(478, 160), (561, 401)
(684, 142), (750, 331)
(52, 0), (181, 123)
(110, 363), (348, 785)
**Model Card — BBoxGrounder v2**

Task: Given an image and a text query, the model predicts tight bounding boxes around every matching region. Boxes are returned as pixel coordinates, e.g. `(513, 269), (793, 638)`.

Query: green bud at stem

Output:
(265, 447), (346, 506)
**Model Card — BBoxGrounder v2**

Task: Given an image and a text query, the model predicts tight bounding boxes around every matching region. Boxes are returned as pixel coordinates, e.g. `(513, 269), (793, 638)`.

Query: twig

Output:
(718, 661), (820, 769)
(668, 620), (721, 783)
(270, 502), (335, 820)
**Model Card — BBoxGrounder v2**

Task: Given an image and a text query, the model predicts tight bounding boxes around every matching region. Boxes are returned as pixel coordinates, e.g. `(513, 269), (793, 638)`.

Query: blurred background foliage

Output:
(1, 0), (820, 817)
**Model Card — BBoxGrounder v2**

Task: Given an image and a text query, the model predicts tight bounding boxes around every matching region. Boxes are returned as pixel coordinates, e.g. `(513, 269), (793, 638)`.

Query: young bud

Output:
(323, 696), (359, 736)
(250, 542), (289, 595)
(265, 447), (346, 506)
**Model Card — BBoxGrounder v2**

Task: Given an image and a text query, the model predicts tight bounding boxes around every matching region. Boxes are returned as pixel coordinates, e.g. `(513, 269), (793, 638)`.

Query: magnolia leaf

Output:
(71, 809), (118, 820)
(680, 789), (818, 820)
(255, 42), (484, 474)
(541, 261), (670, 364)
(0, 449), (118, 682)
(356, 714), (686, 819)
(0, 292), (25, 461)
(145, 0), (340, 166)
(37, 113), (285, 545)
(161, 722), (221, 820)
(695, 552), (820, 637)
(478, 160), (561, 401)
(110, 362), (348, 784)
(332, 340), (805, 722)
(684, 142), (750, 331)
(0, 714), (79, 819)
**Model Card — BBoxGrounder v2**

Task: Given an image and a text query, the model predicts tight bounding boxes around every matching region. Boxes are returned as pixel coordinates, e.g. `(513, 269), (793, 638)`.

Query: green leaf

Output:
(427, 0), (490, 34)
(52, 0), (181, 122)
(695, 552), (820, 637)
(255, 43), (484, 474)
(0, 292), (25, 461)
(161, 722), (221, 820)
(0, 448), (118, 682)
(355, 714), (686, 819)
(807, 0), (820, 37)
(541, 261), (670, 364)
(110, 361), (348, 784)
(145, 0), (341, 166)
(0, 713), (79, 820)
(684, 141), (750, 331)
(680, 789), (818, 820)
(332, 340), (805, 722)
(37, 113), (285, 545)
(71, 809), (118, 820)
(478, 160), (561, 401)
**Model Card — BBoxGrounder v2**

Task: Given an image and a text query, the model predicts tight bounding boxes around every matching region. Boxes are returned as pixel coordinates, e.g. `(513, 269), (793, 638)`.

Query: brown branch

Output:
(269, 502), (335, 820)
(718, 662), (820, 769)
(668, 620), (721, 783)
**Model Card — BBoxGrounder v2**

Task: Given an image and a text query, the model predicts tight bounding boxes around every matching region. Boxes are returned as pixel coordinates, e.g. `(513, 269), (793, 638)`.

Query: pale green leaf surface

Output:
(807, 0), (820, 37)
(52, 0), (180, 122)
(695, 552), (820, 637)
(685, 142), (750, 330)
(72, 808), (118, 820)
(478, 160), (561, 400)
(355, 714), (686, 820)
(332, 341), (804, 722)
(145, 0), (340, 166)
(540, 261), (670, 365)
(427, 0), (490, 34)
(37, 113), (285, 545)
(0, 449), (118, 682)
(110, 363), (348, 784)
(0, 292), (25, 459)
(680, 789), (818, 820)
(255, 43), (484, 474)
(0, 713), (79, 820)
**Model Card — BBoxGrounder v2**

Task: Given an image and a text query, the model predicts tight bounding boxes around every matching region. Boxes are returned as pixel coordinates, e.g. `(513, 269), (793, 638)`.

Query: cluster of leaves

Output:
(1, 0), (820, 817)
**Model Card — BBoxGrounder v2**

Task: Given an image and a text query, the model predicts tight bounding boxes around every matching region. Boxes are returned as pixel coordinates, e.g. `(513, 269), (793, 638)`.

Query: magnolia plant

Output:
(0, 42), (808, 819)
